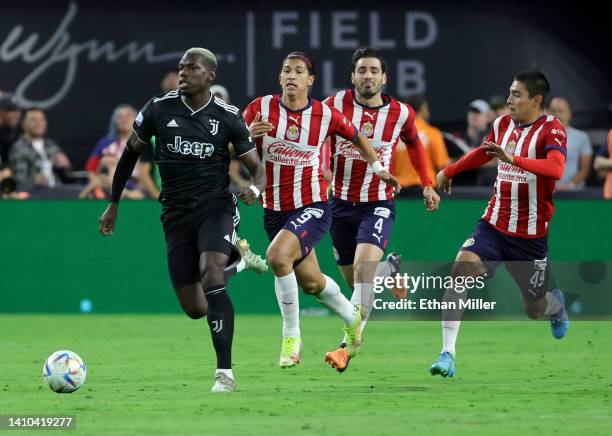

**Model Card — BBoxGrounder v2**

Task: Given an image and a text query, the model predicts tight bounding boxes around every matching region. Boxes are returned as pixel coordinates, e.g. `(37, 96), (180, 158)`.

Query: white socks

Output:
(352, 283), (372, 332)
(340, 283), (371, 344)
(216, 368), (234, 380)
(441, 320), (460, 356)
(543, 291), (563, 318)
(275, 272), (300, 337)
(316, 275), (356, 325)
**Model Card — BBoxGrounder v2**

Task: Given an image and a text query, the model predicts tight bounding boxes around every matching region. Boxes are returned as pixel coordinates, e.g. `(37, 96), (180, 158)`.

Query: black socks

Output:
(203, 285), (235, 369)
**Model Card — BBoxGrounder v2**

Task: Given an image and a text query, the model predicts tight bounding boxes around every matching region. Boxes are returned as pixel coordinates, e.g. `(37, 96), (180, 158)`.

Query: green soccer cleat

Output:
(344, 305), (363, 358)
(237, 238), (268, 274)
(279, 336), (302, 368)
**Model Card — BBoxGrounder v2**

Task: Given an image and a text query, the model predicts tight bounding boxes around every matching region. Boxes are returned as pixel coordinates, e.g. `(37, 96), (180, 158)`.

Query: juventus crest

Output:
(209, 118), (219, 136)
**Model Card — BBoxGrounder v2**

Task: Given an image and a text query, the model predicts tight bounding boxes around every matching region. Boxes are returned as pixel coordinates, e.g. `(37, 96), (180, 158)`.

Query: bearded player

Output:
(322, 46), (440, 372)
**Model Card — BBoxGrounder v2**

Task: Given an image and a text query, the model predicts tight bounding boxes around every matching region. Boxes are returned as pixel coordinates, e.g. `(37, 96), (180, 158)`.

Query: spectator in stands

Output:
(160, 69), (179, 93)
(209, 85), (253, 191)
(489, 95), (510, 122)
(211, 84), (230, 103)
(548, 97), (592, 190)
(393, 94), (450, 193)
(0, 94), (22, 168)
(0, 94), (29, 199)
(593, 129), (612, 199)
(81, 104), (156, 199)
(458, 99), (498, 186)
(136, 70), (181, 196)
(9, 108), (71, 188)
(462, 99), (491, 148)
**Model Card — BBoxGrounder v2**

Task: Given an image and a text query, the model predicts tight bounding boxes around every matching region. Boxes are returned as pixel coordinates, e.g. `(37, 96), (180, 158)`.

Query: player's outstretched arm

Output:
(403, 137), (440, 211)
(98, 133), (146, 236)
(237, 149), (265, 206)
(440, 146), (492, 192)
(352, 133), (401, 192)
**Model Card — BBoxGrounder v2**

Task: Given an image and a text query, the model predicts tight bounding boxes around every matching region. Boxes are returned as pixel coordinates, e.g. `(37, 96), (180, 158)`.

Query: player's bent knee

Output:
(300, 281), (320, 294)
(182, 303), (208, 319)
(201, 268), (225, 290)
(266, 247), (293, 273)
(185, 309), (206, 319)
(353, 261), (367, 279)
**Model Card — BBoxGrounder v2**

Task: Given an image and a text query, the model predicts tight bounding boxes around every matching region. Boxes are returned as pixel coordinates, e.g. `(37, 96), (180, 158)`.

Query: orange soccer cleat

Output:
(324, 347), (351, 373)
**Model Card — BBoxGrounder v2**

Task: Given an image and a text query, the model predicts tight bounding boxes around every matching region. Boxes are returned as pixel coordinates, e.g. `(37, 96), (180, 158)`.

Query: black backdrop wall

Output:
(1, 0), (610, 167)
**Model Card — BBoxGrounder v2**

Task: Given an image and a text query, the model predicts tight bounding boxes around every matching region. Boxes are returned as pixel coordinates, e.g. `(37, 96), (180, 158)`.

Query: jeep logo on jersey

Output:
(167, 136), (214, 158)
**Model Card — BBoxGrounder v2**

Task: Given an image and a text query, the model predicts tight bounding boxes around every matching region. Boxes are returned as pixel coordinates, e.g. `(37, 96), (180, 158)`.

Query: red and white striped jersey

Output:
(244, 95), (357, 211)
(324, 89), (419, 202)
(482, 114), (567, 238)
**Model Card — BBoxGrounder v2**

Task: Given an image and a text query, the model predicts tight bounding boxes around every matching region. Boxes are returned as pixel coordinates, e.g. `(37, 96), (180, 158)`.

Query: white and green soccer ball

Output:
(43, 350), (87, 393)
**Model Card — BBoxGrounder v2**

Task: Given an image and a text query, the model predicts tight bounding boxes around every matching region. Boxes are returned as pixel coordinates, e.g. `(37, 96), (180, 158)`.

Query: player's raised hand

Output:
(423, 186), (440, 211)
(238, 186), (258, 205)
(248, 112), (274, 138)
(436, 170), (452, 194)
(484, 140), (514, 164)
(378, 170), (402, 193)
(98, 203), (118, 236)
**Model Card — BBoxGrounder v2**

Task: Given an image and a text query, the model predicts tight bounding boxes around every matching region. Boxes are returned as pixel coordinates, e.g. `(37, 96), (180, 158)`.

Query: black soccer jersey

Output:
(133, 90), (254, 213)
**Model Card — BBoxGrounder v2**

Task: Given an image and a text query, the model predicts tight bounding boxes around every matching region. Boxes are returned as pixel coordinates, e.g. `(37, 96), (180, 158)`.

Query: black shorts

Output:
(163, 196), (240, 288)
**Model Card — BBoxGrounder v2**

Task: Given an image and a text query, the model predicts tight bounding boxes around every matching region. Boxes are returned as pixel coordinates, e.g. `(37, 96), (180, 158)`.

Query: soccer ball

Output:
(43, 350), (87, 393)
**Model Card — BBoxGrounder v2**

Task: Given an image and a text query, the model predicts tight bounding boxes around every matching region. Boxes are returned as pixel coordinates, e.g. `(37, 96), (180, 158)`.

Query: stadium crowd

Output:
(1, 75), (611, 201)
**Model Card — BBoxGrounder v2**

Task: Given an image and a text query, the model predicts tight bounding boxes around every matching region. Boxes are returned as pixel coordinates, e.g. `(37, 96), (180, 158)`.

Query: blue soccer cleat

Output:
(429, 352), (455, 378)
(550, 289), (569, 339)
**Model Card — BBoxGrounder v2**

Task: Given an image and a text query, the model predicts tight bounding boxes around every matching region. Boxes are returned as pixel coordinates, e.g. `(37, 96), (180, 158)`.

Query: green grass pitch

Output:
(1, 314), (611, 435)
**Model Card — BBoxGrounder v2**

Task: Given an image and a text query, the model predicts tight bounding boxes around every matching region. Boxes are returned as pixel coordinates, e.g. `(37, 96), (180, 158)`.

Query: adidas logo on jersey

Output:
(167, 119), (179, 127)
(167, 136), (215, 158)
